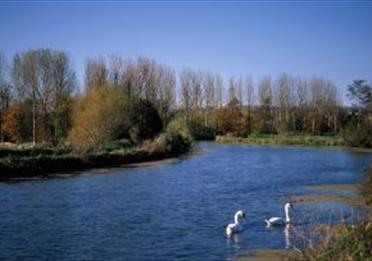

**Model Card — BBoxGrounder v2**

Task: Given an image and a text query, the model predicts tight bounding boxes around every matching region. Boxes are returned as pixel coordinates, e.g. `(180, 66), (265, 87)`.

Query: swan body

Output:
(265, 203), (293, 227)
(226, 210), (246, 236)
(226, 222), (244, 236)
(265, 216), (285, 226)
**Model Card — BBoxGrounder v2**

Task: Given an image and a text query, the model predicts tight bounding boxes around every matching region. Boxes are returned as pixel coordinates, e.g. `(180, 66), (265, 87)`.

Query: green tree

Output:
(130, 99), (163, 140)
(342, 80), (372, 148)
(347, 80), (372, 111)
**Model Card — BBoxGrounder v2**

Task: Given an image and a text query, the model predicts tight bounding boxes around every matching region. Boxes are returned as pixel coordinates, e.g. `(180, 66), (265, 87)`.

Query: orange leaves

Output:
(69, 85), (130, 151)
(3, 103), (32, 143)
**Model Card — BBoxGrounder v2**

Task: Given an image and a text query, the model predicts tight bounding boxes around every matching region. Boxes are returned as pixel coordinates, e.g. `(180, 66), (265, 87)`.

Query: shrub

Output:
(69, 85), (131, 152)
(287, 218), (372, 261)
(361, 167), (372, 206)
(96, 139), (135, 154)
(165, 118), (192, 154)
(130, 99), (163, 140)
(3, 102), (33, 143)
(189, 120), (215, 140)
(342, 121), (372, 148)
(141, 135), (167, 154)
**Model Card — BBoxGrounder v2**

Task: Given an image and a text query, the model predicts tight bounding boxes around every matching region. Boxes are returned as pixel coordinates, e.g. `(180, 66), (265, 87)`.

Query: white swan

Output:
(265, 202), (293, 227)
(226, 210), (246, 236)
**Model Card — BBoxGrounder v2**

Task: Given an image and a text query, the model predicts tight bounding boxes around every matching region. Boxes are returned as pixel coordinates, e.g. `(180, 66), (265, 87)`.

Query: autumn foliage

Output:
(0, 49), (371, 149)
(69, 85), (130, 151)
(3, 103), (32, 142)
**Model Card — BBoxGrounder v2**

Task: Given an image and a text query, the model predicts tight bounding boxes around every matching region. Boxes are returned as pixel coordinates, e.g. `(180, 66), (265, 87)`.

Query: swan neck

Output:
(234, 214), (241, 224)
(285, 206), (290, 223)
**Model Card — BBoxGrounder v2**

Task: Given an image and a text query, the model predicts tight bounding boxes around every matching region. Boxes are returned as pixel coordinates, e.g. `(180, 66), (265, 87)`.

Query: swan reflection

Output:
(284, 224), (291, 249)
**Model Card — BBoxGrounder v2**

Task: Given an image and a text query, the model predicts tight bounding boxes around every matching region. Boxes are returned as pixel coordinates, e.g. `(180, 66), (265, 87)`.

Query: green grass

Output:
(216, 134), (345, 147)
(0, 146), (71, 159)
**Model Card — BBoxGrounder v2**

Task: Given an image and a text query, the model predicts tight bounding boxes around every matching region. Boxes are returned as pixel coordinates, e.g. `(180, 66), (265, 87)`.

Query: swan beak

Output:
(243, 213), (246, 218)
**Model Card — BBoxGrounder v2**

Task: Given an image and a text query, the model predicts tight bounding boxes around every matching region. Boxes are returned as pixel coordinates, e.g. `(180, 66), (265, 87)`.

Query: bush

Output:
(361, 167), (372, 206)
(68, 85), (131, 152)
(189, 120), (215, 140)
(342, 121), (372, 148)
(96, 139), (135, 154)
(3, 102), (33, 143)
(165, 118), (192, 154)
(286, 218), (372, 261)
(130, 99), (163, 140)
(0, 147), (69, 159)
(141, 135), (168, 154)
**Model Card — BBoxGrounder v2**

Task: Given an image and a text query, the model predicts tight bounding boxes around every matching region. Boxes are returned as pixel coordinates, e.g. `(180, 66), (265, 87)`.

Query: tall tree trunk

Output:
(248, 106), (251, 134)
(285, 108), (289, 132)
(204, 108), (208, 127)
(32, 84), (36, 146)
(312, 116), (316, 135)
(333, 112), (337, 133)
(0, 110), (3, 142)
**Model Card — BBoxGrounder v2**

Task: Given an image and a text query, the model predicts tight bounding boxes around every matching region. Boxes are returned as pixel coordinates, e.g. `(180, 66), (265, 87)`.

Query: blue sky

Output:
(1, 1), (371, 102)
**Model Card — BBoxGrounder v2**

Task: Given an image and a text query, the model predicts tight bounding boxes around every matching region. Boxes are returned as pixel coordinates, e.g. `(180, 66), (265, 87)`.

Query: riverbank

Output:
(217, 134), (345, 147)
(237, 249), (299, 261)
(292, 183), (367, 208)
(285, 217), (372, 261)
(238, 168), (372, 261)
(0, 136), (192, 181)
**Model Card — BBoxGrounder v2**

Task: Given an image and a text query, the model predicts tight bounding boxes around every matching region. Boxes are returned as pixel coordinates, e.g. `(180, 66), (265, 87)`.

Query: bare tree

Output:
(0, 53), (11, 142)
(324, 80), (339, 133)
(85, 57), (107, 89)
(122, 59), (136, 99)
(215, 73), (224, 107)
(11, 49), (76, 144)
(308, 77), (340, 134)
(203, 72), (215, 126)
(190, 70), (203, 112)
(275, 73), (295, 133)
(245, 75), (255, 134)
(157, 64), (176, 124)
(228, 76), (237, 104)
(108, 55), (124, 86)
(258, 75), (273, 133)
(22, 51), (38, 145)
(179, 69), (192, 122)
(294, 77), (309, 132)
(237, 76), (244, 107)
(52, 51), (76, 141)
(136, 57), (157, 103)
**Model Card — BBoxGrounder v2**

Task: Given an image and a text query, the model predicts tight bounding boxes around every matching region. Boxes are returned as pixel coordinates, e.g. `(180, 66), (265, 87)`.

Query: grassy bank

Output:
(216, 134), (345, 147)
(285, 219), (372, 261)
(0, 134), (192, 180)
(285, 168), (372, 261)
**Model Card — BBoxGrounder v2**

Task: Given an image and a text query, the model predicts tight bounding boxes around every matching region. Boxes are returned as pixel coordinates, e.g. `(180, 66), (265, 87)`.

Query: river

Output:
(0, 143), (371, 260)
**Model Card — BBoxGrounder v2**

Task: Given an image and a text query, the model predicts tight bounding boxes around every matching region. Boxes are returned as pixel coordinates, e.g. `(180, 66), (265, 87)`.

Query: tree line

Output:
(0, 49), (370, 149)
(0, 50), (75, 145)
